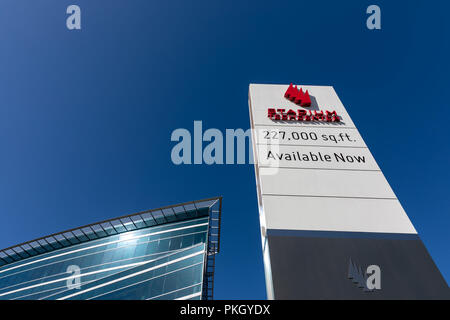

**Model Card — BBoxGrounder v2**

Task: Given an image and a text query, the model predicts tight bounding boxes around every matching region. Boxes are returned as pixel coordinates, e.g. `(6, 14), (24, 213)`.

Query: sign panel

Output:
(257, 144), (379, 170)
(255, 126), (366, 147)
(250, 84), (409, 233)
(249, 83), (449, 299)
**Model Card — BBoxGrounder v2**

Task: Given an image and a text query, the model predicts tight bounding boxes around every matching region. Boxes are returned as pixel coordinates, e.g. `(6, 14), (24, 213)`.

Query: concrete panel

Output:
(267, 234), (449, 299)
(259, 168), (396, 199)
(261, 195), (417, 234)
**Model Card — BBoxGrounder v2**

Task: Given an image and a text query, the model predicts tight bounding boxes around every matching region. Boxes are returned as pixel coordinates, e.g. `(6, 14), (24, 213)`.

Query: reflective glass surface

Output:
(0, 217), (209, 300)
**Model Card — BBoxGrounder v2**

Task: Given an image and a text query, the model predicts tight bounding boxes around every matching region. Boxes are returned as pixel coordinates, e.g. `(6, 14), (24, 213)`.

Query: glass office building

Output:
(0, 197), (221, 300)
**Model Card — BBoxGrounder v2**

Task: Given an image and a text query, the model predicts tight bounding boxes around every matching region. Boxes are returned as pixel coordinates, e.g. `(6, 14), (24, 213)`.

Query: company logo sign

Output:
(267, 83), (341, 123)
(347, 258), (381, 292)
(284, 83), (311, 107)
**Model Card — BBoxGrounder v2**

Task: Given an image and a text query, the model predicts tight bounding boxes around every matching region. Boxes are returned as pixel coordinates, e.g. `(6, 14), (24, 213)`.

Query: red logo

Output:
(284, 83), (311, 107)
(266, 84), (341, 122)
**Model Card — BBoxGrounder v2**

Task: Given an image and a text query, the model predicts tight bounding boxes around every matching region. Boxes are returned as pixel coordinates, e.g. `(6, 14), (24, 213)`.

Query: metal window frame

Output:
(201, 197), (222, 300)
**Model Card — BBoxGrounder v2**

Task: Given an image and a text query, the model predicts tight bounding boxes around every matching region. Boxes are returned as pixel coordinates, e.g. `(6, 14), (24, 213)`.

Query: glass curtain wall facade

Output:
(0, 197), (221, 300)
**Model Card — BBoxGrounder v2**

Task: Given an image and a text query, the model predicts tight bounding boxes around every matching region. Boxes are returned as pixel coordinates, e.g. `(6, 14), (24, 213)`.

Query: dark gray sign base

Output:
(267, 230), (449, 299)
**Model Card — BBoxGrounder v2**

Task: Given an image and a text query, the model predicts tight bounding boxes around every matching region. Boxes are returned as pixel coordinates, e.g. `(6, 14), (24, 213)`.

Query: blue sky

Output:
(0, 1), (449, 299)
